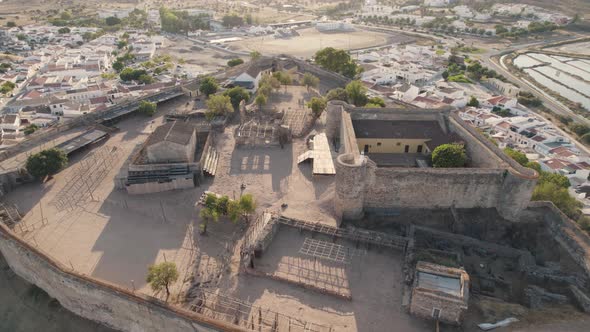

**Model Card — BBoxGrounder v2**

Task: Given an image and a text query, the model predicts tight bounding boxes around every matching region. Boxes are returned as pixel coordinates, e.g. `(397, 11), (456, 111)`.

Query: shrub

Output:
(503, 147), (528, 166)
(307, 97), (327, 118)
(137, 101), (156, 116)
(227, 58), (244, 67)
(432, 143), (466, 168)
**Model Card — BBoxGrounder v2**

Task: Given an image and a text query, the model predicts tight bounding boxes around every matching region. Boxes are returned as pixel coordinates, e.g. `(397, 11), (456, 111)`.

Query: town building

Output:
(117, 121), (213, 195)
(409, 261), (470, 325)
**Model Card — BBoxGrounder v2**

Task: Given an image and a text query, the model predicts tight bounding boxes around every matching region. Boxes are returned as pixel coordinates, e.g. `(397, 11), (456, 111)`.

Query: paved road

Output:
(475, 34), (590, 126)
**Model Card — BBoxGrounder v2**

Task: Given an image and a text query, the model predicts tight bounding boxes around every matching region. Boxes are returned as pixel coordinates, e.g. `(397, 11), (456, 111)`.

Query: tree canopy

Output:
(137, 101), (157, 116)
(26, 148), (68, 179)
(307, 97), (327, 118)
(432, 144), (466, 168)
(206, 95), (233, 119)
(120, 68), (148, 82)
(314, 47), (359, 78)
(326, 88), (348, 102)
(199, 76), (218, 96)
(345, 81), (368, 107)
(146, 262), (178, 300)
(302, 73), (320, 91)
(223, 87), (250, 110)
(159, 7), (210, 33)
(467, 96), (479, 107)
(222, 14), (244, 28)
(504, 147), (528, 166)
(227, 58), (244, 67)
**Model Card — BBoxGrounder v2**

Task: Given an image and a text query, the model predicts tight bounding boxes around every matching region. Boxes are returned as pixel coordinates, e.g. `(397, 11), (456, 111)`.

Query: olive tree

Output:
(146, 262), (179, 301)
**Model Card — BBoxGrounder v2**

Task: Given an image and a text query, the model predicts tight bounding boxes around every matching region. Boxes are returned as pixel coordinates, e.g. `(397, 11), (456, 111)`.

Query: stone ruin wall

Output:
(0, 222), (242, 332)
(328, 102), (538, 222)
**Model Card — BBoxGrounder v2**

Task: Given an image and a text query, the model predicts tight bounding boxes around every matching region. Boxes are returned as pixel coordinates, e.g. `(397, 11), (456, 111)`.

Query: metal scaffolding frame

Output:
(190, 289), (333, 332)
(299, 237), (365, 264)
(51, 145), (120, 210)
(0, 202), (22, 229)
(277, 216), (409, 251)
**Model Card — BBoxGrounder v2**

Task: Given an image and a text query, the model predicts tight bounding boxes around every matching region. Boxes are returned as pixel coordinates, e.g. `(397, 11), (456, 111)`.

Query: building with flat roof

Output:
(409, 261), (469, 325)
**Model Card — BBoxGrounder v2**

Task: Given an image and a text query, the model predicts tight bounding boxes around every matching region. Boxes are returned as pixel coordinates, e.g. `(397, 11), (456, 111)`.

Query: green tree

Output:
(302, 73), (319, 91)
(223, 87), (250, 110)
(199, 206), (219, 234)
(24, 124), (39, 135)
(26, 148), (68, 179)
(6, 22), (16, 28)
(117, 40), (128, 49)
(138, 74), (155, 84)
(260, 75), (281, 93)
(314, 47), (358, 78)
(504, 147), (528, 166)
(199, 76), (218, 97)
(326, 88), (348, 101)
(367, 96), (385, 107)
(432, 144), (466, 168)
(525, 161), (542, 172)
(307, 97), (327, 118)
(112, 61), (124, 72)
(120, 68), (147, 81)
(222, 14), (244, 28)
(250, 51), (261, 61)
(105, 16), (122, 26)
(467, 96), (479, 107)
(137, 101), (157, 116)
(57, 27), (70, 34)
(273, 71), (292, 85)
(532, 182), (581, 219)
(345, 81), (368, 106)
(0, 81), (16, 95)
(239, 194), (256, 221)
(569, 123), (590, 137)
(539, 172), (570, 189)
(255, 94), (267, 111)
(227, 200), (241, 223)
(227, 58), (244, 67)
(146, 262), (179, 300)
(205, 95), (233, 119)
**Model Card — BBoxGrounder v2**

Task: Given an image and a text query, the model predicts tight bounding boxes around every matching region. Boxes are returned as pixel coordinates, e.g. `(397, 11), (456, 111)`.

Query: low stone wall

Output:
(0, 222), (244, 332)
(528, 201), (590, 277)
(126, 177), (195, 195)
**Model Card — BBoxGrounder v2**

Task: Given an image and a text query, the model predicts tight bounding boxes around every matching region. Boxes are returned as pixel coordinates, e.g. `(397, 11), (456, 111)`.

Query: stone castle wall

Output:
(328, 102), (538, 221)
(0, 222), (243, 332)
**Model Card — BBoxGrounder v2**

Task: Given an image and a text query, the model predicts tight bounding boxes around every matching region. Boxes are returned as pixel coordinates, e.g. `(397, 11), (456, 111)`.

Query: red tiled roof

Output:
(543, 158), (569, 170)
(549, 146), (576, 158)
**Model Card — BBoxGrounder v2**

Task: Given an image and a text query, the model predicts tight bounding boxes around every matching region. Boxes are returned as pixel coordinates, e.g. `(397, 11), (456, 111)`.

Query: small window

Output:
(404, 145), (409, 153)
(396, 142), (401, 146)
(377, 142), (382, 146)
(417, 145), (423, 153)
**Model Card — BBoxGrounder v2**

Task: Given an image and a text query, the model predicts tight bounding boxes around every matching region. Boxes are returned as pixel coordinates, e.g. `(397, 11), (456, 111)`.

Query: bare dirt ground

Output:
(229, 27), (393, 58)
(156, 37), (240, 77)
(237, 226), (433, 332)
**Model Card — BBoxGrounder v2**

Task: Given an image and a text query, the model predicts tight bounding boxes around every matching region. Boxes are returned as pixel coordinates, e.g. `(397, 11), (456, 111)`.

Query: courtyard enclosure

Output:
(0, 221), (241, 332)
(326, 101), (538, 222)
